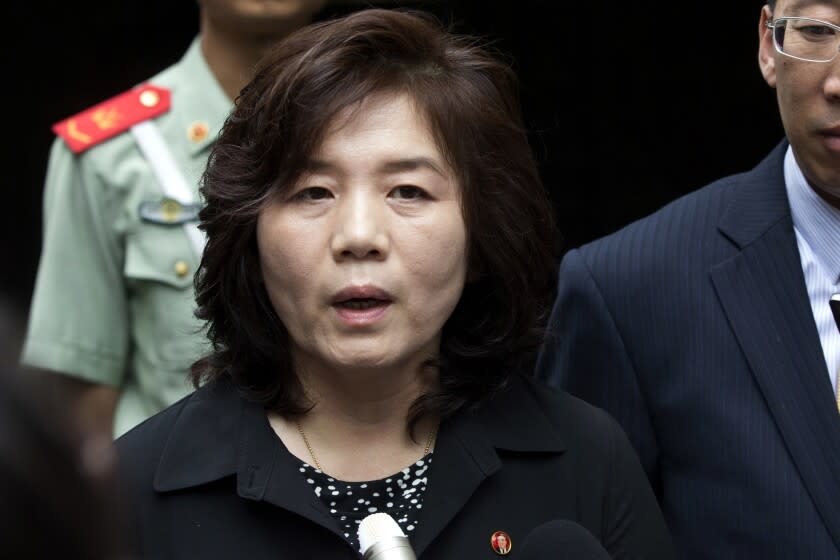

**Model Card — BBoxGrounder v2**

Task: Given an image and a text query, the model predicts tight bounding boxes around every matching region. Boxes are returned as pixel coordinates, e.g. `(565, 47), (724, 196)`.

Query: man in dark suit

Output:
(538, 1), (840, 557)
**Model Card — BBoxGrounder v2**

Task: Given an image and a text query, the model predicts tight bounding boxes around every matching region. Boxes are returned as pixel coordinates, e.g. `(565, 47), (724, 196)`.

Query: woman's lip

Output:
(331, 285), (393, 304)
(333, 302), (391, 326)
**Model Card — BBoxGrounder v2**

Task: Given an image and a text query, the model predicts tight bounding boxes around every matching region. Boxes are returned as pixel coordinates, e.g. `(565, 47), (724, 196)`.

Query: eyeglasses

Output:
(766, 16), (840, 62)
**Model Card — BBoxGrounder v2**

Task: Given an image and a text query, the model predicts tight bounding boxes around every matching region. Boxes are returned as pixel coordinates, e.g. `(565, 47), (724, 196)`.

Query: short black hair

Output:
(768, 0), (776, 10)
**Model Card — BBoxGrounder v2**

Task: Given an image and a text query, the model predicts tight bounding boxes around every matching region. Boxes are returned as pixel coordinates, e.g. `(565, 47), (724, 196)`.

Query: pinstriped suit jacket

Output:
(538, 141), (840, 559)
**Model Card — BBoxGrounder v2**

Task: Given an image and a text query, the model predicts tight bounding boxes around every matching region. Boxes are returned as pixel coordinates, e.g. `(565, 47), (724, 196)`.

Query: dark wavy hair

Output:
(193, 8), (558, 432)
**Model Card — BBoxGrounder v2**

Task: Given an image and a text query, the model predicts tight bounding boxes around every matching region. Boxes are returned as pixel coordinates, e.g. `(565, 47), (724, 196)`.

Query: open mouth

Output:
(334, 298), (390, 310)
(331, 285), (393, 305)
(331, 286), (393, 325)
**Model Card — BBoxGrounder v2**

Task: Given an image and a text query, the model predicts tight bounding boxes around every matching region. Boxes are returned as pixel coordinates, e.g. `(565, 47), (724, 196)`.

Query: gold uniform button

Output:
(160, 199), (182, 223)
(187, 121), (209, 143)
(174, 261), (190, 278)
(139, 90), (160, 108)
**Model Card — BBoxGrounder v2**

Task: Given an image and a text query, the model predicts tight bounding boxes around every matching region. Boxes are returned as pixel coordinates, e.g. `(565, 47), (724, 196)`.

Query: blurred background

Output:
(2, 1), (781, 364)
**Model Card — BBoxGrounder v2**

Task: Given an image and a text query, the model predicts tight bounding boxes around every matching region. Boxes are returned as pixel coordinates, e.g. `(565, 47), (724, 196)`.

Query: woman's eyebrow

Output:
(303, 157), (448, 177)
(379, 157), (446, 177)
(302, 159), (335, 174)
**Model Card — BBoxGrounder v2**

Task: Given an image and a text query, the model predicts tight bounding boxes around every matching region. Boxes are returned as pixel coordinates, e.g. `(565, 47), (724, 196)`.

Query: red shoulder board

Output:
(52, 85), (171, 154)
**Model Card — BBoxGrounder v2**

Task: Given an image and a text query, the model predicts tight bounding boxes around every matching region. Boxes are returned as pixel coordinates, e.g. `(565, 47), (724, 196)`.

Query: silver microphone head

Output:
(358, 512), (417, 560)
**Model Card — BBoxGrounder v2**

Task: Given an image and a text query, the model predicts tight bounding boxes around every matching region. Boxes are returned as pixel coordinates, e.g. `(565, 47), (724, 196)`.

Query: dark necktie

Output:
(831, 294), (840, 412)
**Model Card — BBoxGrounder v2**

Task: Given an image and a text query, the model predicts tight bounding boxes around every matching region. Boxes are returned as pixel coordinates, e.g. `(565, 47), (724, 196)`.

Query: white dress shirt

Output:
(784, 146), (840, 394)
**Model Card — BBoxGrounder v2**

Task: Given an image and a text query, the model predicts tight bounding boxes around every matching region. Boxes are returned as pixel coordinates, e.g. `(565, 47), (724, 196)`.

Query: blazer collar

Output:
(153, 374), (565, 493)
(717, 140), (790, 249)
(153, 377), (341, 540)
(473, 375), (566, 453)
(153, 374), (565, 554)
(394, 374), (566, 557)
(153, 378), (241, 492)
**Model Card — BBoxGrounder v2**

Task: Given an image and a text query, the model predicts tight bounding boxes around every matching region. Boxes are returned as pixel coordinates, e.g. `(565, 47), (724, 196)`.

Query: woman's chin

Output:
(325, 351), (398, 372)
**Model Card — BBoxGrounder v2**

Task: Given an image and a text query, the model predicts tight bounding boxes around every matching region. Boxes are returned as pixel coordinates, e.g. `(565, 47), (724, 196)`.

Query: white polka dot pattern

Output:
(298, 453), (433, 551)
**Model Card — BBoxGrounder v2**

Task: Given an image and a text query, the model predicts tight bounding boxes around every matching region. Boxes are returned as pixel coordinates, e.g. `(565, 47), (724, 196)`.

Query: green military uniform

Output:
(23, 38), (232, 437)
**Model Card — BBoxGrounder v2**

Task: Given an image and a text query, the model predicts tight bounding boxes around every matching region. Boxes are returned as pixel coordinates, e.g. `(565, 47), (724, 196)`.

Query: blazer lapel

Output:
(237, 402), (347, 541)
(711, 142), (840, 551)
(411, 376), (566, 557)
(152, 380), (348, 542)
(411, 410), (501, 557)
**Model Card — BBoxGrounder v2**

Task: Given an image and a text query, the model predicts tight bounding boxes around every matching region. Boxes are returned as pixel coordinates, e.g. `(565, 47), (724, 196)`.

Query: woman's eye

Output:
(292, 186), (333, 202)
(389, 185), (428, 200)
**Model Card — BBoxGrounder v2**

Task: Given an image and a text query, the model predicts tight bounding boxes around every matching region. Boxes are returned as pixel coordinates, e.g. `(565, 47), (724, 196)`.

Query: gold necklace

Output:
(295, 419), (437, 473)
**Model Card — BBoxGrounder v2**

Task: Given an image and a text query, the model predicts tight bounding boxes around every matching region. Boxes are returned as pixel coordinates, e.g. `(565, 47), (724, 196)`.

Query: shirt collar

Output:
(171, 36), (234, 157)
(785, 146), (840, 283)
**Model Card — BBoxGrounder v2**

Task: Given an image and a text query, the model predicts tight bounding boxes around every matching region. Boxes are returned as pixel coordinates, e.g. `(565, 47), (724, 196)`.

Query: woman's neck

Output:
(268, 357), (439, 482)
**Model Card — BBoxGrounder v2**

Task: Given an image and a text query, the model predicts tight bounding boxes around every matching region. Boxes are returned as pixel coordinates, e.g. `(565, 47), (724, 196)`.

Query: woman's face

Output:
(257, 93), (468, 373)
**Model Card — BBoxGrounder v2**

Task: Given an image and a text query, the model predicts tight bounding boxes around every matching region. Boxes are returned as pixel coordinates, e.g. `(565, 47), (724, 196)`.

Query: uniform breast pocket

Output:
(124, 225), (207, 371)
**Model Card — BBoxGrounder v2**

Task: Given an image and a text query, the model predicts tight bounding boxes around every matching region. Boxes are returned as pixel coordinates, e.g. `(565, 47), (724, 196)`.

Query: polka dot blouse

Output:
(298, 453), (433, 552)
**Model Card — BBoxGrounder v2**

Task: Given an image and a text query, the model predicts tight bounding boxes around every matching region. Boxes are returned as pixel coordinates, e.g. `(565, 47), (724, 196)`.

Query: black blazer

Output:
(115, 374), (674, 559)
(538, 141), (840, 558)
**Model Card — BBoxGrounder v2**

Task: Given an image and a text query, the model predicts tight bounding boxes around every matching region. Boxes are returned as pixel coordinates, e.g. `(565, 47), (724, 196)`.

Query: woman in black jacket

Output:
(116, 8), (674, 559)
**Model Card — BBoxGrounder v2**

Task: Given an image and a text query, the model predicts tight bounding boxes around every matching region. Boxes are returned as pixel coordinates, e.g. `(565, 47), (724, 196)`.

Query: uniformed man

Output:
(23, 0), (327, 438)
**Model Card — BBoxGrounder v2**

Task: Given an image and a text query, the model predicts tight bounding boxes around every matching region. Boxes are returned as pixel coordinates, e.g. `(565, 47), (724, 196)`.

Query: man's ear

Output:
(759, 5), (778, 88)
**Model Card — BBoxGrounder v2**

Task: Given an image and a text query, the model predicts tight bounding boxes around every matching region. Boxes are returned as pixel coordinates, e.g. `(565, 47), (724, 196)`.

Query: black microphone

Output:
(520, 520), (611, 560)
(830, 293), (840, 332)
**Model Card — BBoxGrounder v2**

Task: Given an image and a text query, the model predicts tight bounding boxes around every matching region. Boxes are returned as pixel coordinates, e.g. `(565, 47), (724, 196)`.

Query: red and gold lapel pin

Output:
(490, 531), (512, 555)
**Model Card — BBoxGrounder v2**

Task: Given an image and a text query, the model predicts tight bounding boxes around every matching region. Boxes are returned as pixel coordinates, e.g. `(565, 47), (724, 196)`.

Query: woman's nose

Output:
(330, 190), (389, 261)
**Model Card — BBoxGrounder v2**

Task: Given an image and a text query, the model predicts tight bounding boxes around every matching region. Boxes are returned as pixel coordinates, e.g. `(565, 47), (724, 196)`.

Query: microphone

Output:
(358, 512), (417, 560)
(520, 520), (611, 560)
(830, 293), (840, 332)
